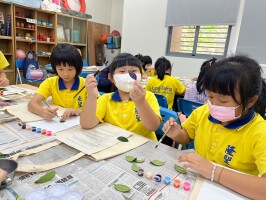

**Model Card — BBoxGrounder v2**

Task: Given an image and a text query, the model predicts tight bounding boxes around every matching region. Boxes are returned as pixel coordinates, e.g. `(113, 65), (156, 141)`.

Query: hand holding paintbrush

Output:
(73, 66), (108, 99)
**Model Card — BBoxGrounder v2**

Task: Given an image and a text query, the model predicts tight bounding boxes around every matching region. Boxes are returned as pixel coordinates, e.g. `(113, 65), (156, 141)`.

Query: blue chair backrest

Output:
(177, 98), (203, 117)
(99, 91), (105, 96)
(155, 107), (179, 137)
(16, 60), (24, 69)
(154, 93), (168, 108)
(83, 60), (89, 66)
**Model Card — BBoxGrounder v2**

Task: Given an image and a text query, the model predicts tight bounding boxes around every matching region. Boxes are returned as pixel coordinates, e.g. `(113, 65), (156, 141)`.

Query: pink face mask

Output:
(207, 99), (241, 122)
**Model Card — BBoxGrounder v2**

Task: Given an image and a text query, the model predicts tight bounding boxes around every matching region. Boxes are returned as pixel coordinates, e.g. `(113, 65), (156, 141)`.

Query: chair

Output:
(45, 63), (55, 77)
(154, 93), (168, 108)
(99, 91), (105, 96)
(83, 60), (89, 66)
(177, 98), (203, 149)
(156, 107), (179, 137)
(16, 60), (45, 84)
(177, 98), (203, 117)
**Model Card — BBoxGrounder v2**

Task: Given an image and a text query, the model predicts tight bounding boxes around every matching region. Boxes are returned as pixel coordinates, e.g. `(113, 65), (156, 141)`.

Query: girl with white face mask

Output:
(163, 55), (266, 199)
(80, 53), (161, 141)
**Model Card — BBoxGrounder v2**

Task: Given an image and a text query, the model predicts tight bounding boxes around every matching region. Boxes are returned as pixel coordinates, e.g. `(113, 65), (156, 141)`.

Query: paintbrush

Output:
(155, 125), (172, 149)
(73, 66), (108, 99)
(42, 100), (65, 122)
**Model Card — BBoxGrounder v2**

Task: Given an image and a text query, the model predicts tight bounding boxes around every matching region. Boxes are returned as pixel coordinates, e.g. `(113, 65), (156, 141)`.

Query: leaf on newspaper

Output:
(122, 194), (133, 200)
(117, 136), (129, 142)
(126, 156), (136, 162)
(114, 184), (131, 193)
(135, 159), (145, 163)
(150, 160), (165, 166)
(34, 170), (56, 184)
(132, 163), (140, 172)
(174, 164), (187, 174)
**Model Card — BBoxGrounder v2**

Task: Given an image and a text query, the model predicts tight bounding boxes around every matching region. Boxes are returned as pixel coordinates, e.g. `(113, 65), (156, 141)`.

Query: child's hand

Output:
(43, 107), (59, 120)
(130, 81), (146, 105)
(0, 168), (7, 182)
(0, 77), (9, 86)
(178, 153), (214, 180)
(85, 74), (98, 98)
(162, 117), (181, 139)
(61, 108), (81, 121)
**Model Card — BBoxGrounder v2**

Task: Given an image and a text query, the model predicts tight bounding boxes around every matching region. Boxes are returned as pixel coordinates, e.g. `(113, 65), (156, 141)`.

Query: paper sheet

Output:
(89, 133), (149, 161)
(28, 116), (80, 133)
(5, 103), (66, 122)
(56, 123), (132, 155)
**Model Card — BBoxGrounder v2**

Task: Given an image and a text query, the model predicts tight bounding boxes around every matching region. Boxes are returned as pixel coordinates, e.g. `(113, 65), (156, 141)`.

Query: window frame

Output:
(166, 25), (232, 59)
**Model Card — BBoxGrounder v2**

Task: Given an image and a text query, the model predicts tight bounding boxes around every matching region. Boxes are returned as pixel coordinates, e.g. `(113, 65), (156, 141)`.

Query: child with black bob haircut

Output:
(80, 53), (161, 141)
(28, 44), (87, 121)
(163, 55), (266, 199)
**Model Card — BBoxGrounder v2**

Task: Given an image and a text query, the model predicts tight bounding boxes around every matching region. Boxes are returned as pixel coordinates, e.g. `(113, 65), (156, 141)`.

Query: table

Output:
(0, 85), (246, 200)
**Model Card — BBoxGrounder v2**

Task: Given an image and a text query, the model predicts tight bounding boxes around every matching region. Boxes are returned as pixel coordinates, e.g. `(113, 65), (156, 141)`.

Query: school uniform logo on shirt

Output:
(78, 96), (82, 108)
(224, 145), (236, 165)
(151, 86), (172, 94)
(135, 108), (141, 122)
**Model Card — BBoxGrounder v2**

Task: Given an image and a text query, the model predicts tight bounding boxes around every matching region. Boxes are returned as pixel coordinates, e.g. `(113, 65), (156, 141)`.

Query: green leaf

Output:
(131, 163), (140, 172)
(135, 159), (145, 163)
(34, 170), (56, 184)
(117, 136), (128, 142)
(122, 194), (132, 200)
(114, 184), (131, 193)
(174, 164), (187, 174)
(126, 156), (136, 162)
(150, 160), (165, 166)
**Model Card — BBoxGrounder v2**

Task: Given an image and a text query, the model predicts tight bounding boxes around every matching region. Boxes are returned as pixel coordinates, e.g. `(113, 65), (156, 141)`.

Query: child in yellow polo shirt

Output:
(0, 51), (10, 86)
(28, 44), (87, 121)
(80, 53), (161, 141)
(163, 55), (266, 199)
(145, 57), (185, 109)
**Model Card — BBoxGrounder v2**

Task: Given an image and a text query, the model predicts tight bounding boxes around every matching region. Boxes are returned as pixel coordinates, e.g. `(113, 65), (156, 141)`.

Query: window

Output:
(166, 25), (232, 59)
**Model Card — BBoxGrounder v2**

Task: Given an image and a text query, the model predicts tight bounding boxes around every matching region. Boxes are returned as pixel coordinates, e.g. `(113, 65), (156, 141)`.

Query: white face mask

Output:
(113, 73), (141, 93)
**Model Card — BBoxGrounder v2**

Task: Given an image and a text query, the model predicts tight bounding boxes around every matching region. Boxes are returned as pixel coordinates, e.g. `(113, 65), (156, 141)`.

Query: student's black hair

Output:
(143, 56), (152, 71)
(155, 57), (171, 81)
(196, 57), (217, 94)
(203, 55), (266, 117)
(50, 44), (83, 78)
(110, 53), (142, 76)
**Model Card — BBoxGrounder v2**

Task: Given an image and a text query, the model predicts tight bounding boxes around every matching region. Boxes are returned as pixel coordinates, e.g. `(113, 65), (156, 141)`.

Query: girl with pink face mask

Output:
(163, 55), (266, 199)
(80, 53), (161, 141)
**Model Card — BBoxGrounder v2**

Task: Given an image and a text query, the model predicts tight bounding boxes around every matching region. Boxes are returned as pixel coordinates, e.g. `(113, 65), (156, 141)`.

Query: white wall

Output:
(86, 0), (112, 25)
(110, 0), (124, 34)
(121, 0), (245, 78)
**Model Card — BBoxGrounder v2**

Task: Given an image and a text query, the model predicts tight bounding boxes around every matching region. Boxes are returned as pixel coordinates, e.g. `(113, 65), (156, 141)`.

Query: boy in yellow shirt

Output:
(28, 44), (87, 121)
(0, 51), (10, 86)
(80, 53), (161, 141)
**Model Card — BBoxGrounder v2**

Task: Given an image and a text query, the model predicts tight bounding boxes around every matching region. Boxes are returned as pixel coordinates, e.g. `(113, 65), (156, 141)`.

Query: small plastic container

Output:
(25, 188), (47, 200)
(45, 196), (61, 200)
(47, 183), (68, 197)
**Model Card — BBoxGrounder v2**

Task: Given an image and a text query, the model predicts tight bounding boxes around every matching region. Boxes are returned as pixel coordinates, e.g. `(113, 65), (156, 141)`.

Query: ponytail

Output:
(154, 57), (171, 81)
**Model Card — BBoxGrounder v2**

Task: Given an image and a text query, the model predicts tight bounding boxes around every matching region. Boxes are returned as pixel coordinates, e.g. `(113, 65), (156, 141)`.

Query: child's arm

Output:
(130, 82), (160, 131)
(80, 74), (99, 129)
(27, 94), (58, 120)
(162, 117), (191, 144)
(179, 152), (266, 200)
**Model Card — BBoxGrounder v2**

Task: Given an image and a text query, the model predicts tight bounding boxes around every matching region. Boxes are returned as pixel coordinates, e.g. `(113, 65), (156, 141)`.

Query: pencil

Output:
(42, 100), (61, 119)
(73, 66), (107, 99)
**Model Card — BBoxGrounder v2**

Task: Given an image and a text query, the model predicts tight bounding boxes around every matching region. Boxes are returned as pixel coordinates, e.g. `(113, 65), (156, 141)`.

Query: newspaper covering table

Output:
(0, 141), (197, 200)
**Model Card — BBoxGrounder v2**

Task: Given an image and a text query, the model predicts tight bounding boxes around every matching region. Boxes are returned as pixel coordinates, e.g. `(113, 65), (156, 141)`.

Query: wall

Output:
(110, 0), (124, 34)
(121, 0), (245, 78)
(86, 0), (112, 25)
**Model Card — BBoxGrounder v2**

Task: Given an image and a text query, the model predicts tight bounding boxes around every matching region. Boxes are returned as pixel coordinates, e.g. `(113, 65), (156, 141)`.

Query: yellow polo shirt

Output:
(145, 75), (185, 110)
(36, 76), (87, 109)
(0, 51), (9, 70)
(182, 104), (266, 176)
(147, 69), (156, 77)
(96, 90), (161, 141)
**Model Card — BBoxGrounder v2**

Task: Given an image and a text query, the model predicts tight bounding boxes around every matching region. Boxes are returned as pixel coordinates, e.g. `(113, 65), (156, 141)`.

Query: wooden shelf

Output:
(37, 41), (56, 44)
(0, 36), (12, 40)
(16, 27), (35, 31)
(37, 25), (54, 29)
(2, 53), (12, 56)
(16, 38), (36, 43)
